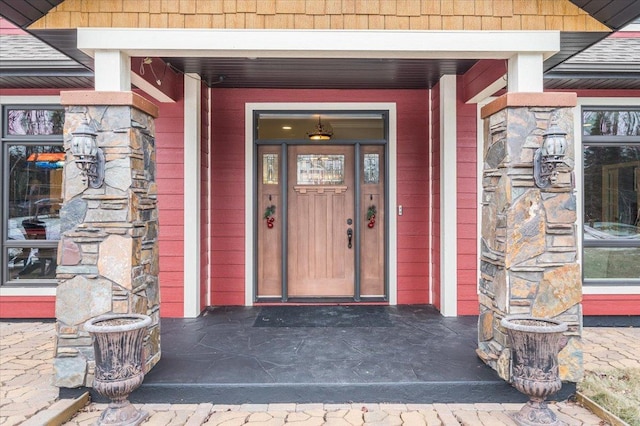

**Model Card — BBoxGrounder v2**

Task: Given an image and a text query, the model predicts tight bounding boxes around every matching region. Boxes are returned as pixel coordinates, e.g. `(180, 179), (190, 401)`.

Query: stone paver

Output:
(0, 321), (58, 426)
(2, 322), (638, 425)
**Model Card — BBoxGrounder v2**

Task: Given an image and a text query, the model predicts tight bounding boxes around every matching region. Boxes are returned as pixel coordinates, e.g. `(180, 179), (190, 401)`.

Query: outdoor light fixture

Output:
(70, 119), (105, 188)
(533, 113), (568, 188)
(307, 116), (333, 140)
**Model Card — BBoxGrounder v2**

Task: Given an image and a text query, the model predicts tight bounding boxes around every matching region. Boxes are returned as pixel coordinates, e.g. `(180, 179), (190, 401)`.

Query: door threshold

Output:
(255, 297), (388, 305)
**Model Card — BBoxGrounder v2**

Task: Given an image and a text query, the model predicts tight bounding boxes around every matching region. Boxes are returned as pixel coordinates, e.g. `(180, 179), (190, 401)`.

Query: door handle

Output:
(347, 228), (353, 249)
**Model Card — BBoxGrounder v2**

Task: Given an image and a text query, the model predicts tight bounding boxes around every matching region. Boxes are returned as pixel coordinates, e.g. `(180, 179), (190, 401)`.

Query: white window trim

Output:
(0, 95), (62, 297)
(575, 97), (640, 296)
(245, 102), (398, 306)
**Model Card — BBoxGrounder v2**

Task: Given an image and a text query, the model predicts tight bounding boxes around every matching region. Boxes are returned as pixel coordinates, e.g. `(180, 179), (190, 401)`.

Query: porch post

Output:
(53, 91), (161, 388)
(183, 73), (202, 318)
(439, 75), (458, 317)
(476, 91), (582, 383)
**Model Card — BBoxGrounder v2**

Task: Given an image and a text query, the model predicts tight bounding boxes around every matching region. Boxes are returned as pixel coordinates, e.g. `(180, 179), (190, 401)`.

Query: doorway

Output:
(253, 110), (389, 302)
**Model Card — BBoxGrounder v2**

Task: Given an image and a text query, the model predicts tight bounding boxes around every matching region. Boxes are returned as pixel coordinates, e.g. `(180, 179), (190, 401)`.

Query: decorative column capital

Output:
(481, 92), (577, 119)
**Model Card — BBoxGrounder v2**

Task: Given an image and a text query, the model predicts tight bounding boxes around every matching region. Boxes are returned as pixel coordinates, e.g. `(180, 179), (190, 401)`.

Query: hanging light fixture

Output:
(307, 115), (333, 141)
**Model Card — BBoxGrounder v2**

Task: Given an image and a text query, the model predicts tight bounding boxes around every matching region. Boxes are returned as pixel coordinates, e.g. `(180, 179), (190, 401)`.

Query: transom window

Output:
(1, 106), (64, 286)
(582, 108), (640, 284)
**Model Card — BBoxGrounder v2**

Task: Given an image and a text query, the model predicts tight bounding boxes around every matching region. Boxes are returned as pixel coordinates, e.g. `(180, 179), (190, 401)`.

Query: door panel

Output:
(288, 145), (355, 297)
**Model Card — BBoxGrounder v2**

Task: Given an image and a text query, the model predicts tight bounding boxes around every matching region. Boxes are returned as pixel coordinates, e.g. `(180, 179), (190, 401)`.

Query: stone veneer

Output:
(53, 92), (160, 388)
(476, 93), (583, 383)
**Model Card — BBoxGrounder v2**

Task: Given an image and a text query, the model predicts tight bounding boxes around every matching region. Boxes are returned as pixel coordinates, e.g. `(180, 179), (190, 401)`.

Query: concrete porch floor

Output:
(71, 305), (568, 404)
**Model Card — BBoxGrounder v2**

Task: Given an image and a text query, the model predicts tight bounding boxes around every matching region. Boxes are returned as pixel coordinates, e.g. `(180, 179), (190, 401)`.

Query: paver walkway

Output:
(1, 321), (637, 425)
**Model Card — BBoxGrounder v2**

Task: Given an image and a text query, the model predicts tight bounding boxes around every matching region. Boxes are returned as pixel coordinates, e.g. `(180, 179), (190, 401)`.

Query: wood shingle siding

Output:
(29, 0), (609, 31)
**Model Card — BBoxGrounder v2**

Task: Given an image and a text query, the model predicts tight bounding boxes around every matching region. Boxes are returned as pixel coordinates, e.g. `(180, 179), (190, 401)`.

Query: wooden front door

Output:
(288, 145), (355, 297)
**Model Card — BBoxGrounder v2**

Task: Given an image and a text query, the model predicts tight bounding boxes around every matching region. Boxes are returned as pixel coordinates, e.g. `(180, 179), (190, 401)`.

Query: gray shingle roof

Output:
(0, 34), (81, 68)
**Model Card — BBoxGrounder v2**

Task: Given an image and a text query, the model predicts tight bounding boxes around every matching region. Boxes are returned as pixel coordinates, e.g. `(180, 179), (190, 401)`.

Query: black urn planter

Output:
(85, 314), (152, 426)
(501, 316), (568, 426)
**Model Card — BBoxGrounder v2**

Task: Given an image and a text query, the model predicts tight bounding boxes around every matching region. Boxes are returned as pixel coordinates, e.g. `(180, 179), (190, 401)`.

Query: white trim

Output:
(439, 75), (458, 317)
(94, 50), (131, 92)
(507, 53), (544, 92)
(0, 95), (62, 298)
(77, 29), (560, 61)
(183, 73), (202, 318)
(0, 96), (61, 104)
(466, 75), (506, 104)
(583, 286), (640, 295)
(245, 102), (398, 306)
(574, 96), (640, 298)
(130, 72), (175, 103)
(0, 287), (57, 296)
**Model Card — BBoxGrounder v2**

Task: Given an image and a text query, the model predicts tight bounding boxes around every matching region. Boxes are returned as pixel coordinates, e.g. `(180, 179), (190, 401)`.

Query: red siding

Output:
(155, 80), (186, 317)
(583, 295), (640, 316)
(209, 89), (430, 306)
(456, 76), (479, 315)
(0, 297), (55, 318)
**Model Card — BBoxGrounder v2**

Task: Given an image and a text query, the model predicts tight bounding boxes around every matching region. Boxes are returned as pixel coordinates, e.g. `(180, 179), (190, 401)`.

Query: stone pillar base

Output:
(477, 93), (582, 383)
(54, 91), (160, 387)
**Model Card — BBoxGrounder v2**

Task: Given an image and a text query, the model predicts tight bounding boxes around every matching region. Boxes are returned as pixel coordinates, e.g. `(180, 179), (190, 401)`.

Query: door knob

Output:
(347, 228), (353, 249)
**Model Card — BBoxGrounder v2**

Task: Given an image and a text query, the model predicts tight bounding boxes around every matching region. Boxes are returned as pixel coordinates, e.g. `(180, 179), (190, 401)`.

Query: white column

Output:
(183, 74), (202, 318)
(94, 50), (131, 91)
(440, 75), (458, 317)
(507, 53), (544, 93)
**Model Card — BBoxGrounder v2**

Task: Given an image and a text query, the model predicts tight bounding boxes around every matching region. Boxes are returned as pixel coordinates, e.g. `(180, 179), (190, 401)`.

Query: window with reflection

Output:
(583, 108), (640, 283)
(2, 106), (64, 285)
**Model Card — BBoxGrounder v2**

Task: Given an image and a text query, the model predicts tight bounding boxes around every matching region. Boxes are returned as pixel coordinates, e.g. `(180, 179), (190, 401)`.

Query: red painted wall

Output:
(583, 295), (640, 315)
(456, 77), (479, 315)
(154, 83), (186, 318)
(209, 89), (431, 306)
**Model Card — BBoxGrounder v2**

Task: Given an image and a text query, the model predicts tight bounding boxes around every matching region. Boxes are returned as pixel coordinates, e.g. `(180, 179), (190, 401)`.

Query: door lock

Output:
(347, 228), (353, 249)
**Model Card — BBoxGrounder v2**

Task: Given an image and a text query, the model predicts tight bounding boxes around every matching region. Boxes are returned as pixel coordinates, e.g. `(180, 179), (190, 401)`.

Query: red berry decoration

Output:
(267, 222), (274, 228)
(368, 222), (374, 228)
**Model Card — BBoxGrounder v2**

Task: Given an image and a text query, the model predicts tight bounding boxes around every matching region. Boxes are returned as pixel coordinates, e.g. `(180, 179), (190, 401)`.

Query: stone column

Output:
(477, 93), (582, 383)
(53, 92), (161, 388)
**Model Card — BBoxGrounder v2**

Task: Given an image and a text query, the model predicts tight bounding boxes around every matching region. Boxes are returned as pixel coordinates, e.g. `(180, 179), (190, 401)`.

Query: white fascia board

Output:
(77, 29), (560, 60)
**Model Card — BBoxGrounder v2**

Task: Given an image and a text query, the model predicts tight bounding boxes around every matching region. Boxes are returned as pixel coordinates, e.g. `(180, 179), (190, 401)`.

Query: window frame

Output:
(1, 100), (64, 291)
(580, 104), (640, 287)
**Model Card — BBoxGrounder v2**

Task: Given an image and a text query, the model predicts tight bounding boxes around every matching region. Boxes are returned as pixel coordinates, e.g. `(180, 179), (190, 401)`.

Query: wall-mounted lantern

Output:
(70, 120), (105, 188)
(533, 114), (567, 188)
